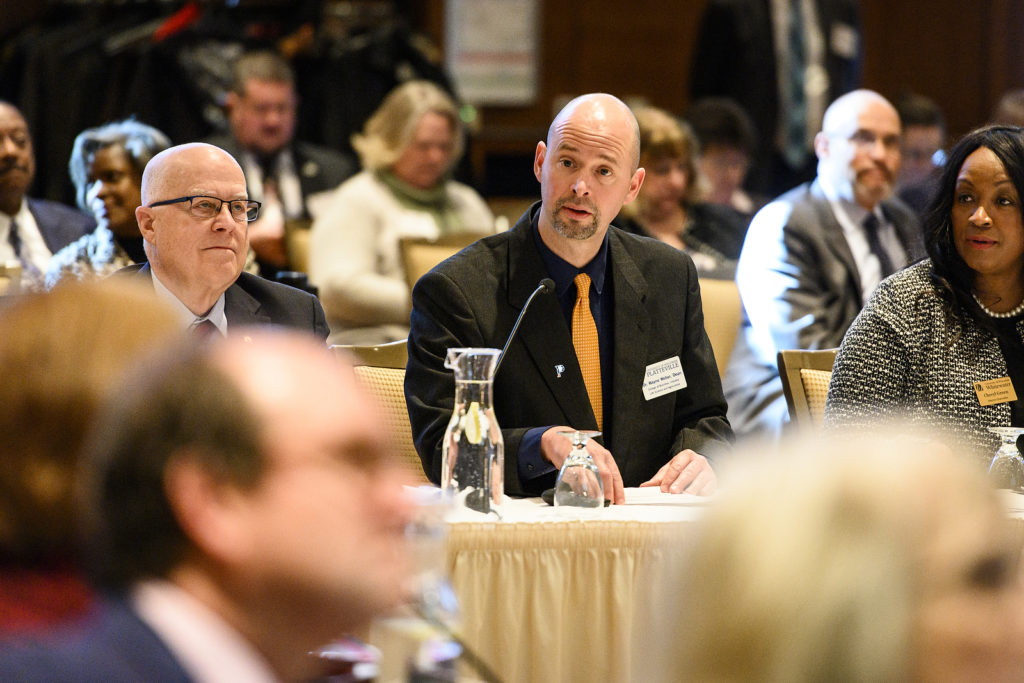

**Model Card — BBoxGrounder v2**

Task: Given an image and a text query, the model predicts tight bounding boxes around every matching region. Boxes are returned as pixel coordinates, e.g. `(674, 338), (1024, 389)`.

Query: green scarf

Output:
(377, 170), (464, 235)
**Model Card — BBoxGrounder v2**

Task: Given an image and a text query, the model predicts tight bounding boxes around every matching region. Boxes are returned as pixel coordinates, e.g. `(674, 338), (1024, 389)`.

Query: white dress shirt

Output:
(819, 179), (907, 302)
(151, 267), (228, 335)
(1, 201), (53, 283)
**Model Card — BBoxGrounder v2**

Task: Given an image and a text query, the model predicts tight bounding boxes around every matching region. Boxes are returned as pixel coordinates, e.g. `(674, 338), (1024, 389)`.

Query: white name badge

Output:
(643, 356), (687, 401)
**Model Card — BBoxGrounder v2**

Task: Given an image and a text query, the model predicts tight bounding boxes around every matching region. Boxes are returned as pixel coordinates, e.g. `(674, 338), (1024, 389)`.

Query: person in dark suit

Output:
(125, 142), (329, 339)
(206, 51), (356, 277)
(406, 94), (734, 503)
(689, 0), (863, 197)
(0, 101), (94, 290)
(724, 90), (923, 439)
(0, 330), (413, 682)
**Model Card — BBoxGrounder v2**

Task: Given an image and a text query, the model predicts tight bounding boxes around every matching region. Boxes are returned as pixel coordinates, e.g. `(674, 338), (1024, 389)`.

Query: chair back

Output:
(0, 261), (22, 296)
(399, 233), (486, 291)
(284, 218), (313, 273)
(331, 340), (429, 484)
(699, 278), (743, 378)
(777, 348), (839, 427)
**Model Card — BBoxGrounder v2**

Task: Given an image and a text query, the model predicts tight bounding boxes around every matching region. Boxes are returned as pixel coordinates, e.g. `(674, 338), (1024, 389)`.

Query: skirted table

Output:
(444, 491), (706, 682)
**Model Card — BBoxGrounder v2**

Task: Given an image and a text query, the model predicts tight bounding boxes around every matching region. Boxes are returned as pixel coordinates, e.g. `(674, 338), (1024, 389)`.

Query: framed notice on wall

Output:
(445, 0), (539, 105)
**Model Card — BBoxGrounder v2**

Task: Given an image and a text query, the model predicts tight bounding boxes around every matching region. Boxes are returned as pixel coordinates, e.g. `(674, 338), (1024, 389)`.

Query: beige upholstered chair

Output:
(699, 278), (743, 378)
(283, 218), (313, 274)
(398, 233), (486, 291)
(0, 261), (22, 296)
(331, 339), (429, 484)
(777, 348), (839, 427)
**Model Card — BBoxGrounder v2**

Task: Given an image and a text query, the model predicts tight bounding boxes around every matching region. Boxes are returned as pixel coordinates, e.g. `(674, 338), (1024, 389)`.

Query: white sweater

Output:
(309, 171), (493, 342)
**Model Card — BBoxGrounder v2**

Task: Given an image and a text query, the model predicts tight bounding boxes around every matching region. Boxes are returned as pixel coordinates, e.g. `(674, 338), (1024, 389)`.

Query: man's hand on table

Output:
(640, 449), (717, 496)
(540, 426), (626, 504)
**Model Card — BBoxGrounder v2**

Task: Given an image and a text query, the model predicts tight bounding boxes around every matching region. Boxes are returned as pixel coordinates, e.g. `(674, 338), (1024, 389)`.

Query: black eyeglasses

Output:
(148, 195), (261, 222)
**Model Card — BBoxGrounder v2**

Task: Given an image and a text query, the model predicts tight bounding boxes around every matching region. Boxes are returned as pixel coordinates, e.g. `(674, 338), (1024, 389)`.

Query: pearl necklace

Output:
(972, 293), (1024, 319)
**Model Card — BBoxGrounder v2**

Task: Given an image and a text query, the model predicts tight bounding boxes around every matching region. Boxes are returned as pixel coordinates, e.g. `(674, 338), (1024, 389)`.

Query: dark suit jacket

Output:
(405, 204), (734, 495)
(724, 180), (923, 437)
(689, 0), (862, 192)
(0, 595), (191, 682)
(204, 134), (356, 217)
(117, 263), (330, 340)
(27, 197), (95, 254)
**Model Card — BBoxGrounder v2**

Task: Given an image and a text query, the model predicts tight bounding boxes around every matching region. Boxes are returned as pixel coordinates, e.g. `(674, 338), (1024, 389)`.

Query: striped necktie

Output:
(572, 273), (603, 430)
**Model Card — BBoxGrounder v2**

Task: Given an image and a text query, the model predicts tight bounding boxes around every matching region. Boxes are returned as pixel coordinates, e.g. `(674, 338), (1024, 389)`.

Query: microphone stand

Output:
(492, 278), (554, 377)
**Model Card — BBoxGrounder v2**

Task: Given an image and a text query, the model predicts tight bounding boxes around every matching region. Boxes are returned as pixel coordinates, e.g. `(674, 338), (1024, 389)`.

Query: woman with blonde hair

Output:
(658, 436), (1024, 682)
(616, 105), (748, 279)
(310, 80), (493, 343)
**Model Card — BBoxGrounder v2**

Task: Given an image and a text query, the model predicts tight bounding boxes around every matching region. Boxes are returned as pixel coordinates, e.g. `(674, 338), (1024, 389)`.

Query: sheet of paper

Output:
(623, 487), (716, 506)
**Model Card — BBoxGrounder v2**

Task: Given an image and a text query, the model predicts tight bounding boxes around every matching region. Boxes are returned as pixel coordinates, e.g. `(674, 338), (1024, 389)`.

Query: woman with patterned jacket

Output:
(826, 125), (1024, 460)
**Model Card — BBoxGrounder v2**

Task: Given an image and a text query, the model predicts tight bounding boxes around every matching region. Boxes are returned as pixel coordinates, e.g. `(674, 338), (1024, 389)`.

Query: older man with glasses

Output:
(119, 142), (329, 339)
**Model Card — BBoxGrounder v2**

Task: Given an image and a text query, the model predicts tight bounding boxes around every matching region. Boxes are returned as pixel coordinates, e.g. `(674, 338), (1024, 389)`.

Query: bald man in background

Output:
(725, 89), (923, 439)
(406, 93), (733, 502)
(116, 142), (328, 339)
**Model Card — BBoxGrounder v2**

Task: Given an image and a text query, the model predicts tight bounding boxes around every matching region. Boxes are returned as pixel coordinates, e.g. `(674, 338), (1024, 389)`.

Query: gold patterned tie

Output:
(572, 273), (603, 430)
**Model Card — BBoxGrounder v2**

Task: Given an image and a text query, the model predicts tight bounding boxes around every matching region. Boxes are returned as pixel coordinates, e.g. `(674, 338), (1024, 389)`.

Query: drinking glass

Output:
(987, 426), (1024, 491)
(553, 430), (604, 508)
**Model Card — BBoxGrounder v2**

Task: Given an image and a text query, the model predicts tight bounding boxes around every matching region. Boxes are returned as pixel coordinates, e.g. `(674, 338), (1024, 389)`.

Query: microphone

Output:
(493, 278), (554, 377)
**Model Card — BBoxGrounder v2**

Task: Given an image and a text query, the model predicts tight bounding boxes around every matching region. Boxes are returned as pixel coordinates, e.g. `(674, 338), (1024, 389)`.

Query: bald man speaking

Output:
(118, 142), (328, 339)
(406, 94), (734, 502)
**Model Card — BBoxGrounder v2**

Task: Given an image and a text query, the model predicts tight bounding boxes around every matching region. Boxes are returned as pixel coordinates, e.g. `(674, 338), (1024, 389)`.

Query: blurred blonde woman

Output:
(655, 434), (1024, 682)
(310, 81), (493, 344)
(616, 105), (748, 279)
(0, 281), (181, 635)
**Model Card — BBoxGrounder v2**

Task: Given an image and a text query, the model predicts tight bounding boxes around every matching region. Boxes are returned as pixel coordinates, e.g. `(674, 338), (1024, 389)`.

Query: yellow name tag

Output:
(974, 377), (1019, 406)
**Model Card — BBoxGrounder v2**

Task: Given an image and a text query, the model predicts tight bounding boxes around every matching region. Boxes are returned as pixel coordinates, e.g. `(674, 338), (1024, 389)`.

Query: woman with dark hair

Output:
(825, 125), (1024, 459)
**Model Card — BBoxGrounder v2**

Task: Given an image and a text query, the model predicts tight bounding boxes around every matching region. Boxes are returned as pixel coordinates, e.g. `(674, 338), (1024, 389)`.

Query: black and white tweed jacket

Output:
(825, 259), (1022, 461)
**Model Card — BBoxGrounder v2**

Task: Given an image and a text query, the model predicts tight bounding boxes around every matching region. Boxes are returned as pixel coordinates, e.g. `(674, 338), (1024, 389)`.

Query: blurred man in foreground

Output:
(0, 330), (413, 682)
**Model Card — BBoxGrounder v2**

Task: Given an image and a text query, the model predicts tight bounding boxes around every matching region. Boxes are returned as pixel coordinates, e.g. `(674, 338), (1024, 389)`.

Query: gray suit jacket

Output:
(117, 263), (330, 340)
(724, 180), (923, 437)
(405, 204), (733, 495)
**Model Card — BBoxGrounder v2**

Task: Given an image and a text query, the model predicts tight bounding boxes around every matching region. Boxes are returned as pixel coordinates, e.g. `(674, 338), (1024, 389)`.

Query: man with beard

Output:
(0, 101), (94, 290)
(405, 94), (733, 503)
(724, 90), (923, 439)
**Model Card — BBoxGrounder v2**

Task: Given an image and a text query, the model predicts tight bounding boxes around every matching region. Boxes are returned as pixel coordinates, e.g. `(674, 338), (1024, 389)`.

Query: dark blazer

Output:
(405, 204), (734, 495)
(689, 0), (862, 192)
(117, 263), (330, 340)
(204, 134), (356, 217)
(27, 197), (95, 254)
(724, 180), (923, 437)
(0, 595), (191, 682)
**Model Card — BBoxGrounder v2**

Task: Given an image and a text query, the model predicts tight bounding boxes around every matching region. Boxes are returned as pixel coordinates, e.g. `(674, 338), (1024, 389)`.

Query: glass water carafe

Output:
(442, 348), (504, 513)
